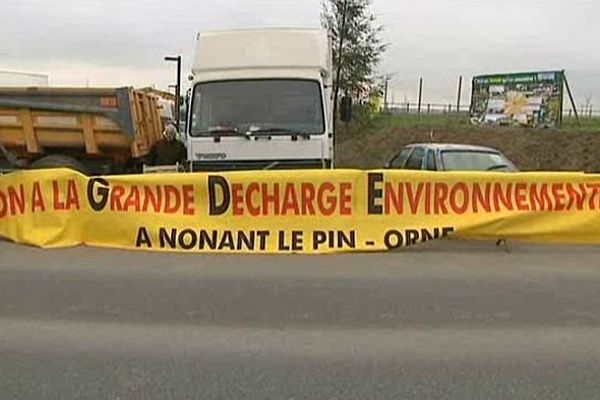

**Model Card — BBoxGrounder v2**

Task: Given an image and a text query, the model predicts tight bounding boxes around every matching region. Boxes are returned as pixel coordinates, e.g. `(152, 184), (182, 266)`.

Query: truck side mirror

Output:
(185, 89), (191, 107)
(340, 96), (353, 122)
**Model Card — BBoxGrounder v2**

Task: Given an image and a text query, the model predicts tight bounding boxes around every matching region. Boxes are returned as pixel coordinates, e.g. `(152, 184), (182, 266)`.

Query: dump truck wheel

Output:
(30, 155), (88, 175)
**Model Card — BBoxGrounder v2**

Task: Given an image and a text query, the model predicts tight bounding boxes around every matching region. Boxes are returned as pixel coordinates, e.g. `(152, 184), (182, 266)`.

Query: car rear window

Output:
(441, 150), (508, 171)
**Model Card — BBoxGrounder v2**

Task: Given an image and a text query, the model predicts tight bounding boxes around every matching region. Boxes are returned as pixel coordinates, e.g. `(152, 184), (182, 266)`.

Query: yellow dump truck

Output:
(0, 87), (165, 174)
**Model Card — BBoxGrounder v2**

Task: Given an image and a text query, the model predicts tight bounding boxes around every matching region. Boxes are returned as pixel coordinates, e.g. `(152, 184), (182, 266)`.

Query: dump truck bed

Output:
(0, 87), (164, 173)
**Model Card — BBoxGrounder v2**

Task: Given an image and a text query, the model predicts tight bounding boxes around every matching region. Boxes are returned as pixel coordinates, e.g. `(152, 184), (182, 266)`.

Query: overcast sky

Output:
(1, 0), (599, 106)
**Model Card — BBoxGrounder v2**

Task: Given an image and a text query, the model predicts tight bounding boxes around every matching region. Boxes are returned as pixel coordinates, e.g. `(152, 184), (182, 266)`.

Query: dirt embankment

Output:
(337, 117), (600, 172)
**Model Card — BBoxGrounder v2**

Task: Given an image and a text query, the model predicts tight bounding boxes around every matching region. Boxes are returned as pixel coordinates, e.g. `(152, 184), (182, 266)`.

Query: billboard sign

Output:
(470, 71), (564, 128)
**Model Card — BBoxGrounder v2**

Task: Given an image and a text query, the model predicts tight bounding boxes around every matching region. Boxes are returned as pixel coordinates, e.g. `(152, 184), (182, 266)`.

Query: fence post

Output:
(456, 75), (463, 114)
(417, 78), (423, 114)
(427, 104), (431, 114)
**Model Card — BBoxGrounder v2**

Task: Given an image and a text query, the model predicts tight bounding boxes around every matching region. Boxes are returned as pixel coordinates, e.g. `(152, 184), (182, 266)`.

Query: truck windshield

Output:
(190, 79), (325, 136)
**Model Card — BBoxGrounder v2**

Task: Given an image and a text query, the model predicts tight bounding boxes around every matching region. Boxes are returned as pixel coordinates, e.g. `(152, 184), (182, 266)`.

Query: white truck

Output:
(186, 28), (334, 171)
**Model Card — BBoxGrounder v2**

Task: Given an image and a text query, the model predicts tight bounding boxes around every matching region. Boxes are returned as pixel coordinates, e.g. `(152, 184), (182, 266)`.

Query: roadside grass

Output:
(563, 116), (600, 130)
(341, 113), (600, 138)
(337, 113), (600, 172)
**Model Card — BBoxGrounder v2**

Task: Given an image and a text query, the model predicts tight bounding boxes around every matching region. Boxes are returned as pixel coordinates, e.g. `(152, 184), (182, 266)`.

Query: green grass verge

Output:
(343, 113), (600, 137)
(337, 113), (600, 171)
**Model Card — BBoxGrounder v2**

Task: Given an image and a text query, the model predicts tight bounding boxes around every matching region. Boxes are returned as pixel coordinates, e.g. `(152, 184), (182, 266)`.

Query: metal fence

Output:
(387, 103), (470, 115)
(565, 106), (600, 118)
(386, 102), (600, 118)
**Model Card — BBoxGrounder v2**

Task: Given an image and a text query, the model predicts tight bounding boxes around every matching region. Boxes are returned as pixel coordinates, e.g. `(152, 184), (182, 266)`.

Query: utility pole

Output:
(417, 77), (423, 114)
(164, 55), (182, 130)
(383, 76), (390, 112)
(456, 75), (463, 113)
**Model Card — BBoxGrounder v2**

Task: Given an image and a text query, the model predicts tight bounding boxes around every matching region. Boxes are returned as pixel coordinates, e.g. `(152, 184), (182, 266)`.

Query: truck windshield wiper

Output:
(196, 127), (243, 136)
(247, 127), (312, 136)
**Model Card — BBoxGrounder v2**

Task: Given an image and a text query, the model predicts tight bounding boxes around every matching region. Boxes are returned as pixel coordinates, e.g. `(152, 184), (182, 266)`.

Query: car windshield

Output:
(190, 79), (325, 136)
(441, 150), (511, 171)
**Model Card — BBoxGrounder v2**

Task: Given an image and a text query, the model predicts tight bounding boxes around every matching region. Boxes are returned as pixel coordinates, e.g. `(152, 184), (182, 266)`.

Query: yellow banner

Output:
(1, 168), (600, 253)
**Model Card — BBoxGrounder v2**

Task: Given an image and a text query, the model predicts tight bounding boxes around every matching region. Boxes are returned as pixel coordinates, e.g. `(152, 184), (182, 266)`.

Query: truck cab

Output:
(186, 28), (333, 171)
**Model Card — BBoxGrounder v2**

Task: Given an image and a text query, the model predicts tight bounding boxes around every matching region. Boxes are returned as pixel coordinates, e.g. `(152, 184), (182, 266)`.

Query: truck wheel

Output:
(30, 155), (88, 175)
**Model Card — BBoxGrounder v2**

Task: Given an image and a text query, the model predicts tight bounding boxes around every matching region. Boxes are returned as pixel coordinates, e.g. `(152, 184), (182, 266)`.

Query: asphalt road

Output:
(1, 239), (600, 399)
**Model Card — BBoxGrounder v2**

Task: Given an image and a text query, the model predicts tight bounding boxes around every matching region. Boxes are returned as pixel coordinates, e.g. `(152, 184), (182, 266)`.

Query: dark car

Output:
(384, 143), (518, 172)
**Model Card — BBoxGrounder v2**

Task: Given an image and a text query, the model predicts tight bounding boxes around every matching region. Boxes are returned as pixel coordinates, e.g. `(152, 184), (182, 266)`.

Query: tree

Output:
(321, 0), (386, 122)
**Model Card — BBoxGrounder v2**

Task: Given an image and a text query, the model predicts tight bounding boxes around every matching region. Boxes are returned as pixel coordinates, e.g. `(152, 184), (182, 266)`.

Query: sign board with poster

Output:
(470, 71), (564, 128)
